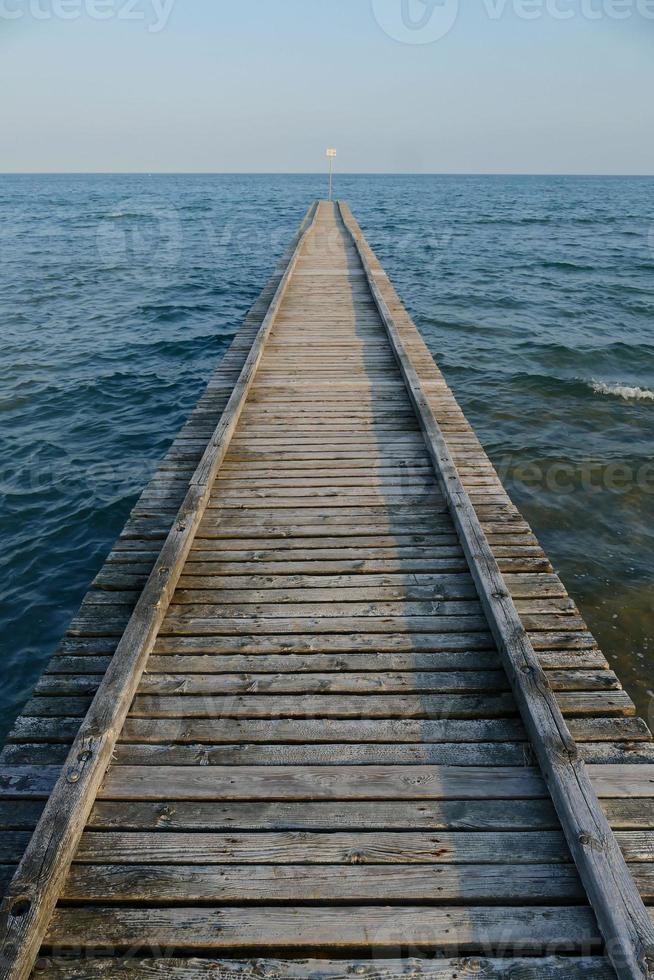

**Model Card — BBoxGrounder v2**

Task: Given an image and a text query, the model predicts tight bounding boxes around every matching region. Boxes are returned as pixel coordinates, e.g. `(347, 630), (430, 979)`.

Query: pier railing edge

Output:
(0, 201), (321, 980)
(337, 199), (654, 980)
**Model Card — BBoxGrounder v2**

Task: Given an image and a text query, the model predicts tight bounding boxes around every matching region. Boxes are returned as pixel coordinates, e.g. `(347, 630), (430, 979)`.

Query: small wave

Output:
(540, 260), (594, 273)
(590, 381), (654, 402)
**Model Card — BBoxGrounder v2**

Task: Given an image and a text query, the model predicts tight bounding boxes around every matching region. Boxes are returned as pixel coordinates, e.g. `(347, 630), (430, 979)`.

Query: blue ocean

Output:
(1, 173), (653, 737)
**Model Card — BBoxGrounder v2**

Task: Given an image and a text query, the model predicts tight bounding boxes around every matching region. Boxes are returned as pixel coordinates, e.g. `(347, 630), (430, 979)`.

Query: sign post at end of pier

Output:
(326, 148), (337, 201)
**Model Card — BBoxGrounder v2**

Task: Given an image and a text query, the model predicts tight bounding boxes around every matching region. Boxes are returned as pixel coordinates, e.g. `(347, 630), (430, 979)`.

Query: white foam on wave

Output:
(590, 381), (654, 402)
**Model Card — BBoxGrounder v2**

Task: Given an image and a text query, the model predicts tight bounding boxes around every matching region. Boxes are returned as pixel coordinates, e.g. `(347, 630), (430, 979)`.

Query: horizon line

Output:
(1, 170), (653, 178)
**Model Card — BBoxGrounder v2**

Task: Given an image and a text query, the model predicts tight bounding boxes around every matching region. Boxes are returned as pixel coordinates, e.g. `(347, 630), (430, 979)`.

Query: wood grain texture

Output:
(32, 957), (617, 980)
(45, 904), (602, 953)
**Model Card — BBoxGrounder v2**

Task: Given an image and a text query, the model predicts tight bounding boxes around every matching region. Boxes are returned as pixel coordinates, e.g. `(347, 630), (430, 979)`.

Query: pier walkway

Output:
(2, 202), (654, 978)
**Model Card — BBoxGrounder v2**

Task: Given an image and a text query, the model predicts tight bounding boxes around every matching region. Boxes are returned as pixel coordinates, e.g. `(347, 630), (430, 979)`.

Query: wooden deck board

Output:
(33, 957), (617, 979)
(2, 201), (654, 977)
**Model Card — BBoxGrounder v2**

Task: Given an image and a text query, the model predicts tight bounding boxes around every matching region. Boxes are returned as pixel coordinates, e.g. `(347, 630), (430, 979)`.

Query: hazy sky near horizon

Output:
(0, 0), (652, 173)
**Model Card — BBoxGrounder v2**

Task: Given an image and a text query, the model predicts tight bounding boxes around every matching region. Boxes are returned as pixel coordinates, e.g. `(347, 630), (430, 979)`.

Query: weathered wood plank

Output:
(131, 670), (511, 695)
(113, 715), (652, 745)
(86, 764), (654, 803)
(85, 798), (561, 831)
(31, 956), (617, 980)
(126, 693), (519, 719)
(117, 717), (527, 744)
(109, 742), (532, 767)
(35, 667), (619, 697)
(124, 650), (612, 672)
(126, 691), (633, 720)
(72, 829), (572, 864)
(44, 905), (602, 954)
(78, 798), (654, 832)
(105, 741), (654, 767)
(61, 862), (586, 902)
(152, 633), (496, 654)
(151, 615), (558, 636)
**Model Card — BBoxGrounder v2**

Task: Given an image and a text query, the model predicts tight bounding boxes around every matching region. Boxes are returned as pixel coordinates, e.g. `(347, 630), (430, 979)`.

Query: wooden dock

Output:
(2, 200), (654, 979)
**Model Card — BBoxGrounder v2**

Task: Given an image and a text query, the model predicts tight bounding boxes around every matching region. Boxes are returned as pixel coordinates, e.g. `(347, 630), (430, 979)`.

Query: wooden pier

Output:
(2, 200), (654, 978)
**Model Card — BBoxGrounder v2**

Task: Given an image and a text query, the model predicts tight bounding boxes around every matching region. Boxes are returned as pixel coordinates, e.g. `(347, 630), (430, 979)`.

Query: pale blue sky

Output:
(0, 0), (652, 173)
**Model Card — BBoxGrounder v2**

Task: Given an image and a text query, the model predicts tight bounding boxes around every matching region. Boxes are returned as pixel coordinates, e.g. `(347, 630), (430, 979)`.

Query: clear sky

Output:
(0, 0), (652, 173)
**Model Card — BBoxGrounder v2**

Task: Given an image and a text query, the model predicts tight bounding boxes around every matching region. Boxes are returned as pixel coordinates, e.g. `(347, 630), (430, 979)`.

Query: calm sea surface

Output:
(1, 173), (653, 737)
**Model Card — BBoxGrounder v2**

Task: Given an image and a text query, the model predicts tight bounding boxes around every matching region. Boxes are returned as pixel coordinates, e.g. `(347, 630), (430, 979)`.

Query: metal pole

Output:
(326, 149), (336, 202)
